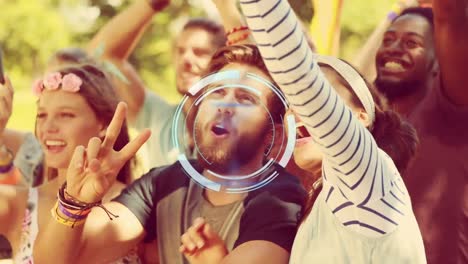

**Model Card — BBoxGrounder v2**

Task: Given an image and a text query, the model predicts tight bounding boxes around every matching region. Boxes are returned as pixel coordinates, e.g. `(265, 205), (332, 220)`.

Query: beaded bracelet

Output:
(225, 26), (249, 37)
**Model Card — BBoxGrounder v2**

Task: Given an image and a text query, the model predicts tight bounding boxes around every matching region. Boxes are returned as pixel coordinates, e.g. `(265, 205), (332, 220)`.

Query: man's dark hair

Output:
(207, 44), (286, 125)
(394, 7), (434, 29)
(183, 18), (226, 49)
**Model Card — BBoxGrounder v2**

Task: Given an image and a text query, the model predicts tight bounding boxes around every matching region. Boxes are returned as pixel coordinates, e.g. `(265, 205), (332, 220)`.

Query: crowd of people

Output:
(0, 0), (466, 263)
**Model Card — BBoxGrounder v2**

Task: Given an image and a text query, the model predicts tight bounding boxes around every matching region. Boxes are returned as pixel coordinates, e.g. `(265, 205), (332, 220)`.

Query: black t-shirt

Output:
(114, 160), (306, 253)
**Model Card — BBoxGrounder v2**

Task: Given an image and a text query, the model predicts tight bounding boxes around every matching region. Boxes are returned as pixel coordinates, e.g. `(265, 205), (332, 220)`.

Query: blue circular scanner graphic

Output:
(172, 70), (296, 193)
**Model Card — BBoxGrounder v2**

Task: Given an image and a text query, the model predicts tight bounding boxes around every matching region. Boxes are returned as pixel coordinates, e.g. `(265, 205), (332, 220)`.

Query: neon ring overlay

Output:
(172, 70), (296, 193)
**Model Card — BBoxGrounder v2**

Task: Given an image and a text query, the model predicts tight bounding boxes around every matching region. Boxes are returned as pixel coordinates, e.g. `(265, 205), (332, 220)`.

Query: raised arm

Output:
(34, 202), (145, 264)
(86, 0), (169, 123)
(87, 0), (167, 61)
(239, 0), (394, 205)
(352, 18), (390, 81)
(433, 0), (468, 105)
(212, 0), (254, 45)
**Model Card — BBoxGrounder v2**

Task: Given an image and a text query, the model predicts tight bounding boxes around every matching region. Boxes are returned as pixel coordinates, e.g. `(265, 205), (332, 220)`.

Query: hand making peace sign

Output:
(65, 102), (151, 203)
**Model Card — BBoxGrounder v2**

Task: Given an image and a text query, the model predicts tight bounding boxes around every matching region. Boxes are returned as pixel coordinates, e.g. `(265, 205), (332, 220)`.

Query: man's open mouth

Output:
(211, 123), (230, 137)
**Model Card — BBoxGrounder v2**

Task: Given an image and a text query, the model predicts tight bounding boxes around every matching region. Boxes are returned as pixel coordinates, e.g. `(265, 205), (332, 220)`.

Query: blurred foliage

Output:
(1, 0), (395, 131)
(340, 0), (394, 60)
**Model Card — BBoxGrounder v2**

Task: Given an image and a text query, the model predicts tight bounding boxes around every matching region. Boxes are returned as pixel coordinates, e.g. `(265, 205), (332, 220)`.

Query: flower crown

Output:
(32, 72), (83, 96)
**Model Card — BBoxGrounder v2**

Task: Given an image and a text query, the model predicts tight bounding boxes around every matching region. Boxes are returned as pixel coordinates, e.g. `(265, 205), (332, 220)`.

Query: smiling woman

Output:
(0, 64), (140, 263)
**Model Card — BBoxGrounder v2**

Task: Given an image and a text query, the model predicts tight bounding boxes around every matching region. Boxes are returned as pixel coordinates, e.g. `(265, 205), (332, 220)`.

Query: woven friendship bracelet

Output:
(56, 182), (119, 222)
(59, 182), (101, 208)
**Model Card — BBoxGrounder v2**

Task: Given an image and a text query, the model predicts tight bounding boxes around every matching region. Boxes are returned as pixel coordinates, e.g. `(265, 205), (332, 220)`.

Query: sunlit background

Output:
(0, 0), (395, 131)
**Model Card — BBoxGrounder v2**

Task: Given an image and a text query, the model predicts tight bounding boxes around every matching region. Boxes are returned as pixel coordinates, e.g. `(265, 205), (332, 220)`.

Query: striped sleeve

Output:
(240, 0), (395, 206)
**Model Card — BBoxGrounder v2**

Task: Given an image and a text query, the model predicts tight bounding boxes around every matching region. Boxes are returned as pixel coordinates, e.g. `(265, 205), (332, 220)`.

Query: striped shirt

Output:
(239, 0), (416, 238)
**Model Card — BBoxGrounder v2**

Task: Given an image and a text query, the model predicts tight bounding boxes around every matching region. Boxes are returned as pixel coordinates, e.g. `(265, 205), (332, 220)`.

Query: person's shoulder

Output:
(245, 165), (306, 206)
(140, 160), (192, 193)
(140, 161), (185, 181)
(262, 165), (305, 192)
(115, 161), (191, 208)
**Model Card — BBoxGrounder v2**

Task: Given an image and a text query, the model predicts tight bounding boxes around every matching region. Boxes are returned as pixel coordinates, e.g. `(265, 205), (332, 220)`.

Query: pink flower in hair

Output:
(43, 72), (62, 90)
(32, 79), (44, 96)
(61, 73), (82, 92)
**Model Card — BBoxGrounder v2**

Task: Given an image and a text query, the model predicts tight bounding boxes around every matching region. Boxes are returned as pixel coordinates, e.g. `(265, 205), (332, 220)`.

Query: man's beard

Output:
(375, 77), (424, 102)
(194, 123), (270, 174)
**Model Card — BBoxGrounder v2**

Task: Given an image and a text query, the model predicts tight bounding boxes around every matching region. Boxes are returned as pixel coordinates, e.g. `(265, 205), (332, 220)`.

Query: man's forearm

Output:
(213, 0), (244, 31)
(87, 0), (158, 60)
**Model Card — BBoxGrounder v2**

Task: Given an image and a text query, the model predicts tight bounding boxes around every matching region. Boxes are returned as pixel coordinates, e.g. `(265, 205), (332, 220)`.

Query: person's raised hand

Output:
(0, 75), (13, 138)
(180, 217), (228, 264)
(65, 102), (151, 203)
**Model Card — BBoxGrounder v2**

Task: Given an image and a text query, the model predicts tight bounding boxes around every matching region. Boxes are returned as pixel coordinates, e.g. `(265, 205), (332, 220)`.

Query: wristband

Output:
(57, 182), (119, 221)
(51, 203), (86, 228)
(57, 202), (90, 220)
